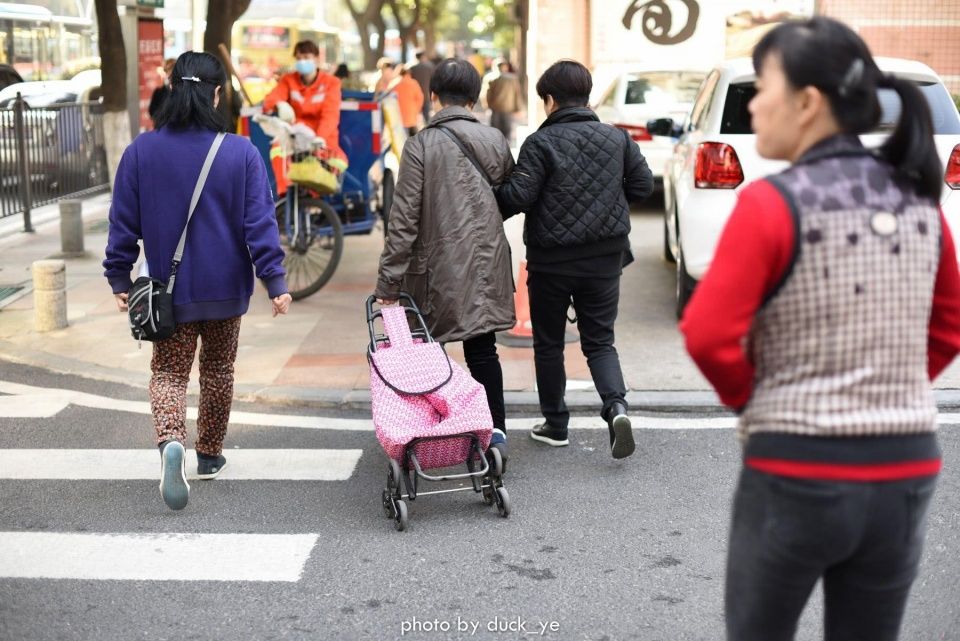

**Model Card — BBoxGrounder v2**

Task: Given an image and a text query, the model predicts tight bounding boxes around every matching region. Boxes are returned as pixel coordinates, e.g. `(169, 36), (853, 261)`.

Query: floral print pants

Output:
(149, 317), (242, 456)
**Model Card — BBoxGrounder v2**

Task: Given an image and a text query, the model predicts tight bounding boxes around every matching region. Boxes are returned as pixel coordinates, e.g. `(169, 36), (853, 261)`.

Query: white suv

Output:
(657, 57), (960, 316)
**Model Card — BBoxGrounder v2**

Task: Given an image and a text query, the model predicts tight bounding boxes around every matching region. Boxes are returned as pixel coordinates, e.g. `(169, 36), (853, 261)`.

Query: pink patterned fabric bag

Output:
(369, 306), (493, 470)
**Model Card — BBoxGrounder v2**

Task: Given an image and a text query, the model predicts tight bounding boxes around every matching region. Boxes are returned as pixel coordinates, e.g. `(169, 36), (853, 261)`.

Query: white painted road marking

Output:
(0, 394), (69, 418)
(0, 449), (362, 480)
(2, 380), (959, 431)
(0, 532), (318, 582)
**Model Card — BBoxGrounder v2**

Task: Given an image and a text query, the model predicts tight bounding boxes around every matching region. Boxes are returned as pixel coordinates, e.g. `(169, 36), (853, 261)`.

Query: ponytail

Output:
(877, 74), (943, 202)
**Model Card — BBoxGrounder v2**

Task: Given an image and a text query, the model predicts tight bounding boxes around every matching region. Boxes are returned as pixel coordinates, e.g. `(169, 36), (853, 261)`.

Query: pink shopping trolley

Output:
(366, 294), (510, 531)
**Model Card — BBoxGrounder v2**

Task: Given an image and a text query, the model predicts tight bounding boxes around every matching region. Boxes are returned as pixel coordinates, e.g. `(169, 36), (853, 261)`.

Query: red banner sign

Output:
(138, 18), (164, 132)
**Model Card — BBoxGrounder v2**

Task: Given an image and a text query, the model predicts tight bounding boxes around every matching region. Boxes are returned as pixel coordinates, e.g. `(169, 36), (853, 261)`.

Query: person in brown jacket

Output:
(375, 58), (516, 464)
(486, 61), (524, 142)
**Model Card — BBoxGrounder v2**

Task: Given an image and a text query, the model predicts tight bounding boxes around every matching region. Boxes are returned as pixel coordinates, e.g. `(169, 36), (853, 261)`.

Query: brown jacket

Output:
(486, 73), (524, 114)
(375, 107), (516, 343)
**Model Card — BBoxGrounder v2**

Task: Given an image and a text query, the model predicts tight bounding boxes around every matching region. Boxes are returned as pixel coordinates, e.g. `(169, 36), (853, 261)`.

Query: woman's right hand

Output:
(272, 293), (292, 317)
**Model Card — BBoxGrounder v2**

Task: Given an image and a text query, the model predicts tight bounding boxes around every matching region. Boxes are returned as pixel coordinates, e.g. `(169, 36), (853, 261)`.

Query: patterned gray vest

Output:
(741, 139), (941, 440)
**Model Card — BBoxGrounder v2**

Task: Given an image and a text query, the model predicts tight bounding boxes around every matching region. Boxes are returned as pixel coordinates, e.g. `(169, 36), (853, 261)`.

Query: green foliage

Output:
(466, 0), (515, 51)
(954, 93), (960, 113)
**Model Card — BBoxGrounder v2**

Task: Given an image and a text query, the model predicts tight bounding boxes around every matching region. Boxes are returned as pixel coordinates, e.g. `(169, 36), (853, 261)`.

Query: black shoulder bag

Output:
(128, 132), (226, 345)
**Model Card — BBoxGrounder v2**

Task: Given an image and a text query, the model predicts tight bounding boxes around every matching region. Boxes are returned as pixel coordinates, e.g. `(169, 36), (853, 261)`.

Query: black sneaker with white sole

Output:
(530, 422), (569, 447)
(159, 440), (190, 510)
(197, 453), (227, 480)
(608, 402), (635, 459)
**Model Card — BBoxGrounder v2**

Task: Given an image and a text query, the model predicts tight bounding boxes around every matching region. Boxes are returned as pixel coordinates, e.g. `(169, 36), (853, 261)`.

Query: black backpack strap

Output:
(435, 125), (494, 186)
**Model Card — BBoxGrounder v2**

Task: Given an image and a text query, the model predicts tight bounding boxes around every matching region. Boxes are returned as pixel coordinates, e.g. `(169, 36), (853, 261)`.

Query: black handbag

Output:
(128, 132), (226, 344)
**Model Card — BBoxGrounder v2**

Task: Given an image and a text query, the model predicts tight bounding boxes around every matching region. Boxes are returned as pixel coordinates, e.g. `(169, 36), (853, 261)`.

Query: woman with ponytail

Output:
(104, 52), (291, 510)
(681, 17), (960, 640)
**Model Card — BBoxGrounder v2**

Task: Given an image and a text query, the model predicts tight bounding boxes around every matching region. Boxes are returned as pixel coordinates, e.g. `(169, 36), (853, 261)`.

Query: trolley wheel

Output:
(394, 499), (408, 531)
(487, 446), (504, 479)
(495, 487), (511, 518)
(482, 484), (495, 506)
(466, 457), (482, 493)
(381, 489), (393, 518)
(387, 459), (402, 490)
(274, 196), (344, 300)
(381, 169), (394, 234)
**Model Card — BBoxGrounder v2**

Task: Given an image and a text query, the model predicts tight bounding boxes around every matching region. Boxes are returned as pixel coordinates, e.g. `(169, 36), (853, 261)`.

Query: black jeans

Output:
(462, 332), (506, 432)
(527, 271), (627, 430)
(726, 467), (937, 641)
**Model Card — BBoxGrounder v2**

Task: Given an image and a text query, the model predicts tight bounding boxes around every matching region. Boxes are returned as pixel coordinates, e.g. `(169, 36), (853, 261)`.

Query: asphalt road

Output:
(1, 362), (958, 641)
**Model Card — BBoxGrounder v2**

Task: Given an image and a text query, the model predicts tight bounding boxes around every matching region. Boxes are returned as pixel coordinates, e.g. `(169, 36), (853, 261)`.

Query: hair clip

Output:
(181, 76), (202, 83)
(838, 59), (864, 97)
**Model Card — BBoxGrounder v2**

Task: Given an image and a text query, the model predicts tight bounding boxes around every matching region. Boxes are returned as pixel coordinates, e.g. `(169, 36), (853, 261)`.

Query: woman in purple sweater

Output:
(103, 52), (290, 510)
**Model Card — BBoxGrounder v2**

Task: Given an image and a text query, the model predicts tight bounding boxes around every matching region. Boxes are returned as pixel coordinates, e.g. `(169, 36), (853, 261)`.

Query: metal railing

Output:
(0, 94), (110, 230)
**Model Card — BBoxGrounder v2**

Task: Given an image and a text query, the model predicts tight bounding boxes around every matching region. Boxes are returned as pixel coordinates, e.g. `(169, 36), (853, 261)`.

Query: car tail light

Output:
(614, 123), (653, 142)
(695, 142), (744, 189)
(946, 144), (960, 190)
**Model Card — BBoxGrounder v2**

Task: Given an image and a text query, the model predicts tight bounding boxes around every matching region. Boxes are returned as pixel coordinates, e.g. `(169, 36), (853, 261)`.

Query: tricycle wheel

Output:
(394, 499), (408, 531)
(275, 195), (343, 299)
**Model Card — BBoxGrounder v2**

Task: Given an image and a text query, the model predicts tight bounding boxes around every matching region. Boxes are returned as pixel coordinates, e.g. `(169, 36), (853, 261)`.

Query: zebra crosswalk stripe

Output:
(0, 532), (319, 582)
(0, 449), (363, 480)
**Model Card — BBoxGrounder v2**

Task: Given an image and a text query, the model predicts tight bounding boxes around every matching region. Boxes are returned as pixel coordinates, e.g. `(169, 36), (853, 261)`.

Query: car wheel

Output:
(675, 232), (696, 320)
(663, 214), (676, 264)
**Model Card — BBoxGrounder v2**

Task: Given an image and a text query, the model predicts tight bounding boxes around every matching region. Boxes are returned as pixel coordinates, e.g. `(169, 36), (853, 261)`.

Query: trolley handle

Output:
(365, 293), (432, 352)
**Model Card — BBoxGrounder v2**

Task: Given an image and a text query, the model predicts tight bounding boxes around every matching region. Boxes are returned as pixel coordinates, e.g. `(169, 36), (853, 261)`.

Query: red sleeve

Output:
(679, 180), (795, 410)
(262, 74), (290, 113)
(928, 210), (960, 380)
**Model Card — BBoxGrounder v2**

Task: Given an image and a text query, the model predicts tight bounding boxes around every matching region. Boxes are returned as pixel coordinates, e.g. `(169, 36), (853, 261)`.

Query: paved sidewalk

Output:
(3, 194), (960, 413)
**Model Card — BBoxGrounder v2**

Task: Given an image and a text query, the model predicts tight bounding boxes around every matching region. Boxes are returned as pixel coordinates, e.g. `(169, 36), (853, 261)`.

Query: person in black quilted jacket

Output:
(495, 59), (653, 459)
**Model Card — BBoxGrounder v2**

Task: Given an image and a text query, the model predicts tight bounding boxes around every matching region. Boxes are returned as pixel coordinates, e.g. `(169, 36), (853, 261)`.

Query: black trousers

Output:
(726, 467), (937, 641)
(527, 271), (627, 430)
(462, 332), (506, 432)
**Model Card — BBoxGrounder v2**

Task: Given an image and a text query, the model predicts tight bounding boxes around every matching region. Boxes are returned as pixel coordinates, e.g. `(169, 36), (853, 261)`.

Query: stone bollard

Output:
(33, 259), (67, 332)
(59, 200), (84, 255)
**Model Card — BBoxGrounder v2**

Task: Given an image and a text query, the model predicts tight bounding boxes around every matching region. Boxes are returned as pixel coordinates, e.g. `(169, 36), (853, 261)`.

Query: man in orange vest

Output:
(376, 59), (424, 136)
(264, 40), (347, 193)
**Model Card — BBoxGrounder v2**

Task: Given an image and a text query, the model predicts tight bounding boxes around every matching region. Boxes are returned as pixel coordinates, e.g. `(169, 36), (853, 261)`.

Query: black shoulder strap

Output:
(435, 125), (494, 186)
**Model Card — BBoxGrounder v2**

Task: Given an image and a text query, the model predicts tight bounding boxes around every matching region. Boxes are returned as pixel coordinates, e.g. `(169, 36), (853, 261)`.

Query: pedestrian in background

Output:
(681, 17), (960, 641)
(375, 58), (516, 465)
(486, 60), (524, 143)
(148, 58), (176, 126)
(103, 52), (291, 511)
(408, 51), (435, 124)
(495, 60), (653, 459)
(376, 60), (425, 136)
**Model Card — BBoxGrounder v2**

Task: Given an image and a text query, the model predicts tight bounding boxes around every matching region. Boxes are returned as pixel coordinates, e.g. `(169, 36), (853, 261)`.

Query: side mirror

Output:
(646, 117), (677, 138)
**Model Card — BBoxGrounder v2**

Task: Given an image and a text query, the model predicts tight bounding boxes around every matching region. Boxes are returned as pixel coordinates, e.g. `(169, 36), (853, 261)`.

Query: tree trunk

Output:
(387, 0), (420, 64)
(346, 0), (388, 70)
(204, 0), (253, 131)
(94, 0), (129, 188)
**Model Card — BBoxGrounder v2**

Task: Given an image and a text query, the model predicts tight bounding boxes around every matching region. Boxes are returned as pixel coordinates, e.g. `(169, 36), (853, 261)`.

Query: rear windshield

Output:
(625, 72), (706, 106)
(720, 81), (960, 135)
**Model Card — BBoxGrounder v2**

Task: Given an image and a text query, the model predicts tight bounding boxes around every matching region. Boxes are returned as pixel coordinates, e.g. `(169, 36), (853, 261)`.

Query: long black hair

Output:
(153, 51), (227, 132)
(753, 17), (942, 201)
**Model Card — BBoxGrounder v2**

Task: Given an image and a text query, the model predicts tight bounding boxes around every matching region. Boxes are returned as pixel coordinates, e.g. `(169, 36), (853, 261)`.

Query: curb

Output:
(0, 342), (726, 415)
(6, 344), (960, 416)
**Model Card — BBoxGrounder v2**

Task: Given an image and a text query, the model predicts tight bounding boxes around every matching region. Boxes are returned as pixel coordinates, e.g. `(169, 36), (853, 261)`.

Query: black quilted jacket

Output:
(495, 107), (654, 264)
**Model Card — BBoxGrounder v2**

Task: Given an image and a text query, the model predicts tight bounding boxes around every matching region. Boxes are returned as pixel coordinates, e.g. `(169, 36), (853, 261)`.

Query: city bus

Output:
(231, 18), (343, 103)
(0, 2), (96, 81)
